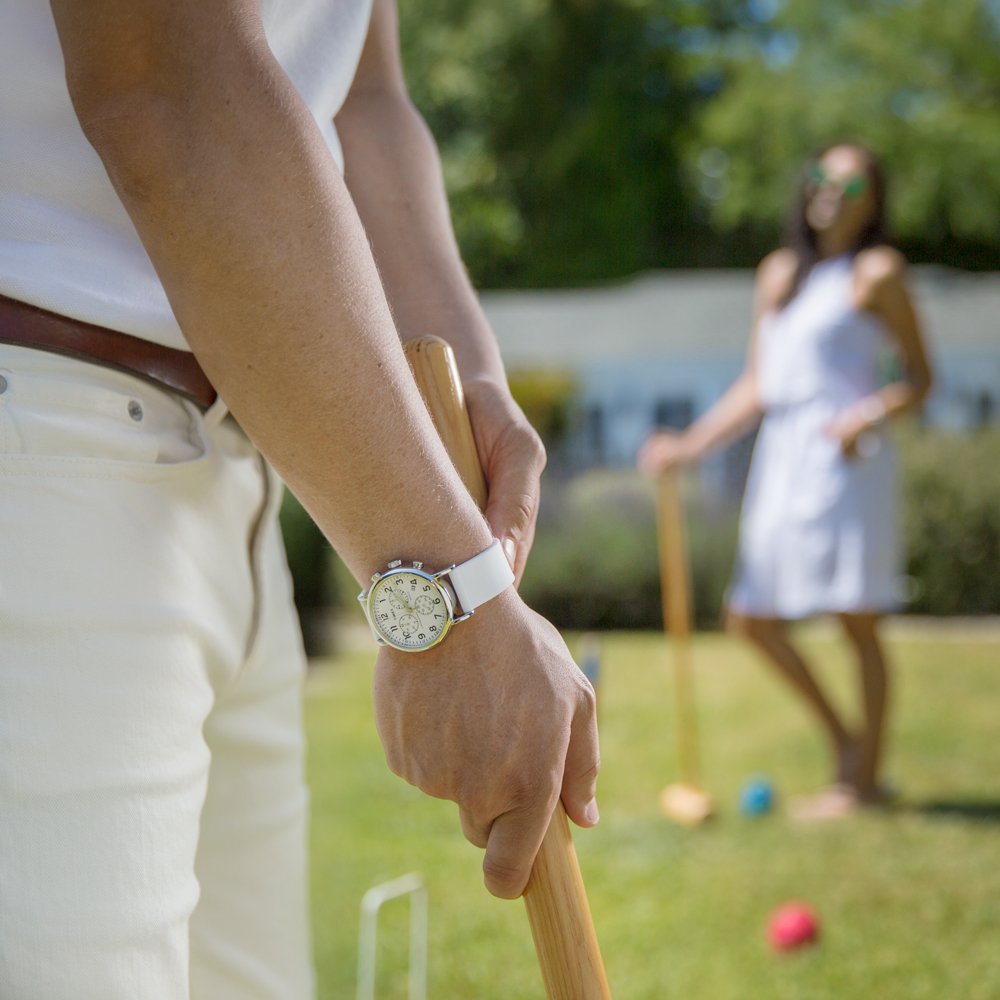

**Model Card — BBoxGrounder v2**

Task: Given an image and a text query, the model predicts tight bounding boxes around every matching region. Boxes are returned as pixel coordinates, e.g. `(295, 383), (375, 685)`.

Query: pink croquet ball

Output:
(767, 901), (820, 951)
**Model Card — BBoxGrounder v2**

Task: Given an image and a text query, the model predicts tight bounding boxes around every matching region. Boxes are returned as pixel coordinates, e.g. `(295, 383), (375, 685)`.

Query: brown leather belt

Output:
(0, 294), (217, 408)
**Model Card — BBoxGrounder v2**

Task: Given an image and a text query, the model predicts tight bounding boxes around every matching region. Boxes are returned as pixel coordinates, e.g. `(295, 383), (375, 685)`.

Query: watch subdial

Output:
(413, 594), (435, 616)
(398, 613), (420, 637)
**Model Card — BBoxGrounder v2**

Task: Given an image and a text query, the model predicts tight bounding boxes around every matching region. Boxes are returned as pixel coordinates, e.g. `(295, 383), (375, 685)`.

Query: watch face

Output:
(368, 569), (454, 651)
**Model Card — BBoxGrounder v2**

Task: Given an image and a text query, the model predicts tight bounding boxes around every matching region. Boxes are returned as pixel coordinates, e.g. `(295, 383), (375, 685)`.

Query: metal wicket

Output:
(357, 872), (428, 1000)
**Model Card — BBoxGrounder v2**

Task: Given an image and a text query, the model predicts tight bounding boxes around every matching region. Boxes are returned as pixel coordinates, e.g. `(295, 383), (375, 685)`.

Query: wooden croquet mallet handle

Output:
(404, 335), (612, 1000)
(656, 470), (701, 788)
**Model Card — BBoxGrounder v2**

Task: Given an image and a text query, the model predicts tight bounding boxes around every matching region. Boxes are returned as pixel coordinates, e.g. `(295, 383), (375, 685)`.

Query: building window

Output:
(974, 391), (994, 429)
(585, 405), (605, 463)
(653, 397), (693, 430)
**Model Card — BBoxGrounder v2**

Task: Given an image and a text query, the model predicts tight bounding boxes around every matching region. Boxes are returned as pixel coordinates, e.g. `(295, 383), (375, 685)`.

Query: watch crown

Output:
(388, 559), (402, 569)
(412, 560), (423, 570)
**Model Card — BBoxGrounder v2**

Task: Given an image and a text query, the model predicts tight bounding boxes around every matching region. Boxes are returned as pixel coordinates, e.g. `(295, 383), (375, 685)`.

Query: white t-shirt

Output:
(0, 0), (373, 351)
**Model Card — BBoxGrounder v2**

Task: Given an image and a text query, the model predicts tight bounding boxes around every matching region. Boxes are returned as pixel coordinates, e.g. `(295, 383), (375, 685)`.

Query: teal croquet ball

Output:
(767, 901), (820, 951)
(740, 777), (775, 816)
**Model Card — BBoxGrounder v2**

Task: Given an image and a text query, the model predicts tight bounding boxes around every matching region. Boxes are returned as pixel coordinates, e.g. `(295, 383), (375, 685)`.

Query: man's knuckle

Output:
(455, 783), (493, 818)
(383, 747), (405, 779)
(420, 777), (451, 800)
(499, 774), (537, 812)
(528, 428), (547, 467)
(571, 679), (597, 718)
(483, 856), (528, 895)
(384, 754), (452, 800)
(503, 420), (546, 468)
(513, 491), (537, 525)
(517, 428), (547, 473)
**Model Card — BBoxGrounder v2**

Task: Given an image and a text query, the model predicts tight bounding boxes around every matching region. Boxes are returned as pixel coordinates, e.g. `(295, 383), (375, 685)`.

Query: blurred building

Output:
(483, 267), (1000, 496)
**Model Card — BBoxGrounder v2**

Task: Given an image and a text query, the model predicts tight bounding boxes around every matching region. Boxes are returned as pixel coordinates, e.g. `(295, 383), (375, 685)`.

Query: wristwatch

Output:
(358, 538), (514, 653)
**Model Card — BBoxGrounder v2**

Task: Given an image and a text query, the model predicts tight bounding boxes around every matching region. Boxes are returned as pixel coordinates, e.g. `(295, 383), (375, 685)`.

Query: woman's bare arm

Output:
(639, 249), (794, 471)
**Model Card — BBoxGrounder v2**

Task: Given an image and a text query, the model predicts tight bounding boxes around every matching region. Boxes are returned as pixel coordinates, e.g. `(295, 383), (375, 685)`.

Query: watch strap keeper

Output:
(442, 538), (514, 614)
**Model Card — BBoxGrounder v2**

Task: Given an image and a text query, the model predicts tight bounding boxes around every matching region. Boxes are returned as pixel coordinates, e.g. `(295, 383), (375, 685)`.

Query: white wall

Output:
(482, 267), (1000, 471)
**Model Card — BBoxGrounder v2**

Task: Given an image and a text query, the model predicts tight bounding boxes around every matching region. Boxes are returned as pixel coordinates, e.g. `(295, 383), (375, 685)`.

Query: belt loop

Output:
(203, 393), (230, 428)
(0, 295), (218, 407)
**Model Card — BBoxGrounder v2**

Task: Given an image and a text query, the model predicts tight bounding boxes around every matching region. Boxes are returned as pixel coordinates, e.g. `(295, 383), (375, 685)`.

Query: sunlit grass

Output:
(307, 623), (1000, 999)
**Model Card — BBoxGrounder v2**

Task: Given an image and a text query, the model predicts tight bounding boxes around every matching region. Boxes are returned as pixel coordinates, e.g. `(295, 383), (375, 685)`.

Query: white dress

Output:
(727, 254), (900, 619)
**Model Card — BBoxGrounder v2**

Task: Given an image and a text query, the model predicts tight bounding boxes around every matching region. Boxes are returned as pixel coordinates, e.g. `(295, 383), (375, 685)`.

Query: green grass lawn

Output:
(306, 623), (1000, 999)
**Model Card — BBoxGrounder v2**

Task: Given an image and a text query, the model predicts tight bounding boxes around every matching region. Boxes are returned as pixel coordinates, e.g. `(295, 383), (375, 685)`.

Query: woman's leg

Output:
(726, 611), (856, 783)
(838, 612), (891, 802)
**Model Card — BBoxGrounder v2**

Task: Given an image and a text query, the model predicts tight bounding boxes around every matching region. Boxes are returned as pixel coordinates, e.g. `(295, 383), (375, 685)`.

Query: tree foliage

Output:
(692, 0), (1000, 267)
(397, 0), (1000, 286)
(397, 0), (536, 282)
(486, 0), (696, 283)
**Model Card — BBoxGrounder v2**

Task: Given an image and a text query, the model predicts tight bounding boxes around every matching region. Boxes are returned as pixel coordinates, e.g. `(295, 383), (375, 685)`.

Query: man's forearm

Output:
(56, 12), (492, 581)
(336, 90), (506, 386)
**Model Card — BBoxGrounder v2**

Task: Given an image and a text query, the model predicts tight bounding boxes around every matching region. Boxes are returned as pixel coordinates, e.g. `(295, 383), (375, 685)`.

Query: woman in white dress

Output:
(640, 143), (933, 817)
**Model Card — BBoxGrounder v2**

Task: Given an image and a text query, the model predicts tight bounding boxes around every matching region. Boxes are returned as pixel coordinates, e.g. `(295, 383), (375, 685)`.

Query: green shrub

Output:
(513, 427), (1000, 628)
(899, 426), (1000, 615)
(519, 470), (738, 630)
(507, 368), (578, 454)
(277, 427), (998, 645)
(278, 490), (336, 656)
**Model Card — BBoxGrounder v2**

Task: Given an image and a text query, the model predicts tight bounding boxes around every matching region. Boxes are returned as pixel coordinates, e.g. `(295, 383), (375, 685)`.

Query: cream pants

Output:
(0, 345), (314, 999)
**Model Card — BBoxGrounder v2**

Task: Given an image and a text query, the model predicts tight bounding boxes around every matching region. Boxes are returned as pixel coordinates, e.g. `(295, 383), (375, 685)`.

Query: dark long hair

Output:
(780, 142), (891, 308)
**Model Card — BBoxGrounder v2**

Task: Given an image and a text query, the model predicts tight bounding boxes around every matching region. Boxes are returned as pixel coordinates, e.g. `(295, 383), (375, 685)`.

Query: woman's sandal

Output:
(789, 781), (898, 822)
(789, 783), (861, 822)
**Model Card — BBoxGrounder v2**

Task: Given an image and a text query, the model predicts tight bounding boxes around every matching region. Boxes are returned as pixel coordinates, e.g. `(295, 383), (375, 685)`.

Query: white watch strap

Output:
(447, 538), (514, 613)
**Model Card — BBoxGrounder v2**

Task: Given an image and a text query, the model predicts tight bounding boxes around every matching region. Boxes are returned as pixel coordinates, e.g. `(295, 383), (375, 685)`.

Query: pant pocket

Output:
(0, 349), (209, 476)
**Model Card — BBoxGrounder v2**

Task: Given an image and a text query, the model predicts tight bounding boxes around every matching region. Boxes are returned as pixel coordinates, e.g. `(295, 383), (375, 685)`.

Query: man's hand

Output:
(372, 590), (600, 899)
(464, 378), (546, 584)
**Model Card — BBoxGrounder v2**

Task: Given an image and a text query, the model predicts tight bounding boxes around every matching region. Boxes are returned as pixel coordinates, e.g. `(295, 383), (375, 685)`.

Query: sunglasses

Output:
(807, 164), (869, 198)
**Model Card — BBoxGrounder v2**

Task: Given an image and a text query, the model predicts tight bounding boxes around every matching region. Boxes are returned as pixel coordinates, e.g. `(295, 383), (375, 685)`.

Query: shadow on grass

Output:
(908, 799), (1000, 824)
